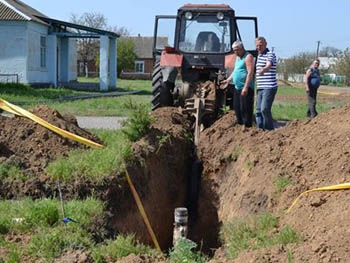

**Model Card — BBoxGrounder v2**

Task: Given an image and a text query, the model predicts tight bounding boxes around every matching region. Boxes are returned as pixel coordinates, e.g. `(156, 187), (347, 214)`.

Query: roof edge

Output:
(0, 0), (31, 20)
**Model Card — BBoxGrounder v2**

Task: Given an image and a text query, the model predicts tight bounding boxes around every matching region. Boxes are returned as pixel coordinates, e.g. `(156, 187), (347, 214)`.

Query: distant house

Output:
(120, 35), (168, 80)
(318, 57), (338, 71)
(0, 0), (119, 90)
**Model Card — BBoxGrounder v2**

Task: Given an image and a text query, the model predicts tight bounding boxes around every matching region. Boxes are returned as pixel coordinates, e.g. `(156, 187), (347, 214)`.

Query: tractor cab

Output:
(151, 4), (258, 112)
(153, 4), (258, 68)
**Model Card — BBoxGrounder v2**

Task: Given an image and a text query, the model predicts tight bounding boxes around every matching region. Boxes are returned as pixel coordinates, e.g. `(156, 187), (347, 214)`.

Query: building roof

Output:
(0, 0), (47, 24)
(124, 36), (168, 59)
(0, 0), (119, 38)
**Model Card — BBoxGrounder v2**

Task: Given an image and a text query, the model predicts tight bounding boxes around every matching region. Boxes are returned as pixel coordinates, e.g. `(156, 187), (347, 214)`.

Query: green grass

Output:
(272, 100), (344, 121)
(0, 163), (29, 181)
(46, 101), (154, 183)
(0, 79), (345, 262)
(0, 198), (159, 262)
(46, 129), (133, 182)
(230, 145), (243, 162)
(273, 85), (347, 120)
(1, 80), (347, 119)
(275, 85), (305, 96)
(274, 175), (295, 193)
(0, 79), (152, 116)
(221, 213), (302, 259)
(92, 234), (162, 262)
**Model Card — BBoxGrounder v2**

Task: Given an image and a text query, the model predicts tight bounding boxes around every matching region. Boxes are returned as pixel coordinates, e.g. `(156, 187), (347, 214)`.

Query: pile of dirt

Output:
(0, 106), (101, 175)
(1, 101), (350, 262)
(197, 107), (350, 262)
(0, 106), (104, 198)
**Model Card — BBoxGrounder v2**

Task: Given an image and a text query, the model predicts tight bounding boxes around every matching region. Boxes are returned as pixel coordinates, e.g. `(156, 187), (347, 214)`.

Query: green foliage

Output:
(24, 199), (59, 227)
(221, 105), (231, 114)
(272, 100), (344, 121)
(274, 175), (294, 193)
(286, 249), (294, 263)
(0, 163), (26, 180)
(0, 243), (20, 263)
(92, 234), (161, 262)
(230, 145), (243, 162)
(278, 52), (314, 74)
(0, 199), (59, 232)
(28, 227), (91, 260)
(117, 38), (138, 76)
(243, 161), (254, 170)
(46, 130), (132, 182)
(156, 133), (172, 153)
(121, 103), (154, 142)
(0, 79), (152, 117)
(335, 48), (350, 84)
(0, 217), (10, 234)
(64, 198), (105, 226)
(272, 102), (307, 120)
(0, 83), (77, 103)
(321, 75), (331, 85)
(0, 198), (104, 232)
(277, 225), (301, 246)
(273, 85), (345, 120)
(0, 198), (107, 261)
(169, 238), (208, 263)
(221, 213), (301, 259)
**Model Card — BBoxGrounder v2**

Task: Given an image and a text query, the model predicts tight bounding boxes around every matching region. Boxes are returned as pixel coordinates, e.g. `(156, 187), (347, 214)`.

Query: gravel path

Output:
(1, 113), (127, 130)
(76, 116), (127, 130)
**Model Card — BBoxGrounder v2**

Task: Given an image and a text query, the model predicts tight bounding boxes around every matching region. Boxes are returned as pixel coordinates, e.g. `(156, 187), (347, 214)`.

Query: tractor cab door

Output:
(234, 17), (258, 56)
(153, 15), (177, 59)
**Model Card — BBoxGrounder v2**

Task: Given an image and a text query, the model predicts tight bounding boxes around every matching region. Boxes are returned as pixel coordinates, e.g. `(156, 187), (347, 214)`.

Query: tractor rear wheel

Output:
(151, 62), (173, 111)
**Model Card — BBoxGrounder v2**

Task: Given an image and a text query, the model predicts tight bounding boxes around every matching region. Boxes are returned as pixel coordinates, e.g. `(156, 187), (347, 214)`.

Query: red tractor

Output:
(152, 4), (258, 140)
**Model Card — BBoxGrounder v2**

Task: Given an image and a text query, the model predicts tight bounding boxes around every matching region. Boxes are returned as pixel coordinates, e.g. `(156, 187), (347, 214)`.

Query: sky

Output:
(23, 0), (350, 58)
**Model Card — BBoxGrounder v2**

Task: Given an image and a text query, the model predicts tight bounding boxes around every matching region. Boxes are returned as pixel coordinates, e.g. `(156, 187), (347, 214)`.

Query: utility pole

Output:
(316, 41), (321, 58)
(271, 46), (275, 52)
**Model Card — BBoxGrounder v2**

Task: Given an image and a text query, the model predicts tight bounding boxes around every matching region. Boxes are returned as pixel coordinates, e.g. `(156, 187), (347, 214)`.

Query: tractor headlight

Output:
(217, 12), (224, 20)
(185, 12), (193, 20)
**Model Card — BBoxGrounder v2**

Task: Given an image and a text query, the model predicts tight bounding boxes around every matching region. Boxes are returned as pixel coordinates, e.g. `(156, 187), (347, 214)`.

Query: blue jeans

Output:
(256, 88), (277, 130)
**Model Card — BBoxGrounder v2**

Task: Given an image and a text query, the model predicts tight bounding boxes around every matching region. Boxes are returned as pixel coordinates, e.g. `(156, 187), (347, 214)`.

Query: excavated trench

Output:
(3, 101), (350, 261)
(107, 107), (221, 253)
(0, 106), (220, 253)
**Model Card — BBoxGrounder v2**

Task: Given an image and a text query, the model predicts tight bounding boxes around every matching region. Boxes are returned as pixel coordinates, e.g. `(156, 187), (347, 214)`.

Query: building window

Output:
(40, 36), (46, 68)
(135, 61), (144, 73)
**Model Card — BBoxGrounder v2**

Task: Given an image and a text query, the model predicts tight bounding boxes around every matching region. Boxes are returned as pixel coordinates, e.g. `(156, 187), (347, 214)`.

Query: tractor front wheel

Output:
(151, 62), (173, 111)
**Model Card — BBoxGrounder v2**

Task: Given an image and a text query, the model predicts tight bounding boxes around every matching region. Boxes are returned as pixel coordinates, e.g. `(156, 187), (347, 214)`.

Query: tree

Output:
(70, 12), (134, 78)
(107, 25), (130, 36)
(70, 12), (108, 77)
(117, 38), (137, 76)
(319, 46), (342, 57)
(278, 52), (314, 81)
(335, 48), (350, 84)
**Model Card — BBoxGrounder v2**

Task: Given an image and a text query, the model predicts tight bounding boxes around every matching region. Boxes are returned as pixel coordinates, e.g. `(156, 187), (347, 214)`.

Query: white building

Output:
(0, 0), (119, 90)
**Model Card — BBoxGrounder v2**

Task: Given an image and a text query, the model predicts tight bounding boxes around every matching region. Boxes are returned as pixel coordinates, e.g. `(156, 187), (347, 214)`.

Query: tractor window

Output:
(179, 14), (231, 53)
(154, 17), (176, 50)
(235, 19), (257, 52)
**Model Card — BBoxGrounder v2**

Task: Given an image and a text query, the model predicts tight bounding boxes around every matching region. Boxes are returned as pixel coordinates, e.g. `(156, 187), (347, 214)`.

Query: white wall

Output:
(26, 21), (50, 84)
(0, 20), (78, 86)
(0, 21), (27, 83)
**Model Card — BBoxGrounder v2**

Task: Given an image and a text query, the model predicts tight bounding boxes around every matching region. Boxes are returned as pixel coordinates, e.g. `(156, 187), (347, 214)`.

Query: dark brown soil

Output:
(1, 87), (350, 262)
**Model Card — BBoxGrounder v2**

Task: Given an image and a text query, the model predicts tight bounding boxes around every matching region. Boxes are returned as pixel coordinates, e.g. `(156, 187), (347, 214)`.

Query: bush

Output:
(169, 238), (207, 263)
(121, 103), (154, 142)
